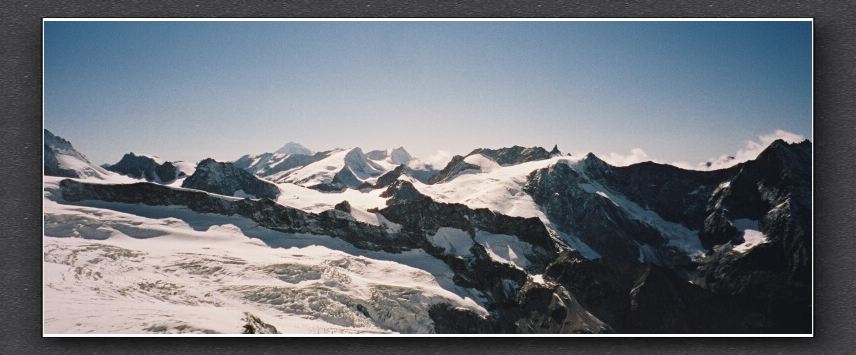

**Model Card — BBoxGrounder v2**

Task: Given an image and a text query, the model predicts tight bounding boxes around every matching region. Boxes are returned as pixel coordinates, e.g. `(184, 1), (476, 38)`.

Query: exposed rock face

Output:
(695, 140), (812, 333)
(520, 140), (812, 333)
(181, 159), (280, 199)
(428, 304), (496, 334)
(582, 155), (734, 230)
(44, 129), (110, 179)
(524, 162), (671, 264)
(105, 153), (184, 183)
(333, 200), (351, 213)
(543, 251), (772, 333)
(358, 164), (407, 190)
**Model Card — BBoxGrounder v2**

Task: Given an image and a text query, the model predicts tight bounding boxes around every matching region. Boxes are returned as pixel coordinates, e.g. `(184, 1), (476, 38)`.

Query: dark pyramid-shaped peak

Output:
(106, 152), (180, 182)
(550, 144), (561, 156)
(183, 158), (279, 199)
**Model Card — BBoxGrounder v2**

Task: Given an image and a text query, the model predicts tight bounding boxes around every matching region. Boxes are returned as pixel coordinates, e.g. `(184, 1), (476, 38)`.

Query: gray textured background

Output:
(1, 1), (854, 353)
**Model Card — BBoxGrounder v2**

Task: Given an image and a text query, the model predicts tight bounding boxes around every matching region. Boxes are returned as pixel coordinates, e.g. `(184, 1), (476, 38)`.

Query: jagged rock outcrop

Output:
(241, 312), (279, 334)
(470, 146), (554, 166)
(105, 153), (185, 183)
(182, 158), (280, 199)
(510, 280), (611, 334)
(333, 200), (351, 213)
(358, 164), (406, 190)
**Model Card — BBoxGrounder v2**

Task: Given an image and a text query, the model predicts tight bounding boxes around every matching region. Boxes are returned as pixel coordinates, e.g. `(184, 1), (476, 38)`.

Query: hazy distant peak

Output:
(274, 142), (313, 156)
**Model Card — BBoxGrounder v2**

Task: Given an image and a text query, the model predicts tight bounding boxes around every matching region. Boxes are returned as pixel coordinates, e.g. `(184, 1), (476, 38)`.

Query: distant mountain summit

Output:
(44, 129), (111, 179)
(105, 152), (189, 183)
(234, 142), (322, 177)
(272, 147), (386, 191)
(182, 158), (280, 199)
(274, 142), (313, 156)
(429, 145), (557, 184)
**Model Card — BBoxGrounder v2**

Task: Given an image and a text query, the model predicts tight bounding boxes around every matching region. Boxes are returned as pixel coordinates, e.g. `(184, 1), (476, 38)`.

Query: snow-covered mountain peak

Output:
(44, 129), (75, 152)
(342, 147), (384, 179)
(44, 129), (112, 179)
(274, 142), (313, 156)
(389, 147), (413, 165)
(269, 147), (387, 191)
(365, 147), (414, 166)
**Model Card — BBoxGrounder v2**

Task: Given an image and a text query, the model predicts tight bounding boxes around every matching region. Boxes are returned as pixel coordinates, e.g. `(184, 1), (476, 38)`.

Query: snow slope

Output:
(43, 178), (487, 334)
(425, 227), (536, 270)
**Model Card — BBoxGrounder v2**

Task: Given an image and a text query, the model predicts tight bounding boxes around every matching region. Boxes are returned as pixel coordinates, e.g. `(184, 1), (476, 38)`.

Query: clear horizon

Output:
(44, 20), (812, 168)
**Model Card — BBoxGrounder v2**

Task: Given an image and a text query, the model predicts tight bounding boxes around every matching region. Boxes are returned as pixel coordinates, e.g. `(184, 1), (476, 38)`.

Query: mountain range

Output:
(42, 129), (812, 334)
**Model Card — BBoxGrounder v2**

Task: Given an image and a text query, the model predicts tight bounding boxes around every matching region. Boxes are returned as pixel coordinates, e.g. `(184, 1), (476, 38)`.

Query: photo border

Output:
(3, 1), (853, 353)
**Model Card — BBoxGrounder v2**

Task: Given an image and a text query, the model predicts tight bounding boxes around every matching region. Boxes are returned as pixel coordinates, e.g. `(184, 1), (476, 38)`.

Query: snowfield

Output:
(414, 156), (559, 219)
(732, 218), (769, 254)
(43, 178), (486, 335)
(274, 182), (387, 213)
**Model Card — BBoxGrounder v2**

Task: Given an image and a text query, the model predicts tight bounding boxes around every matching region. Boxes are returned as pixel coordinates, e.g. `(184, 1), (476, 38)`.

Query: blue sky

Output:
(44, 20), (812, 166)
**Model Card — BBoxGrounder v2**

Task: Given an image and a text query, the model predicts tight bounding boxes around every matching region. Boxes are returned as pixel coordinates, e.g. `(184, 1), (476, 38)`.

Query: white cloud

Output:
(601, 148), (652, 167)
(695, 129), (805, 170)
(599, 129), (806, 171)
(408, 150), (453, 170)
